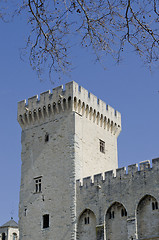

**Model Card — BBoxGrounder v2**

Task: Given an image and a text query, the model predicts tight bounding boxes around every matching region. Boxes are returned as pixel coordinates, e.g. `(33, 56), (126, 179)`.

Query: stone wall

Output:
(76, 159), (159, 240)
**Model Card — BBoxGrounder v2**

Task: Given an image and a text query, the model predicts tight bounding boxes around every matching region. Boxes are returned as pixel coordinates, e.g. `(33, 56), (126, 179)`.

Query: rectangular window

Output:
(43, 214), (49, 229)
(34, 177), (42, 193)
(99, 139), (105, 153)
(84, 216), (89, 224)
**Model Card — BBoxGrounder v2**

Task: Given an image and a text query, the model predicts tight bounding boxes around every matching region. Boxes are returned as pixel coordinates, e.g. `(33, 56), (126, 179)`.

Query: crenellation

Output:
(78, 159), (158, 189)
(88, 93), (98, 107)
(93, 173), (103, 183)
(27, 95), (38, 110)
(97, 99), (106, 113)
(139, 160), (150, 171)
(78, 86), (89, 100)
(17, 81), (159, 240)
(52, 85), (63, 97)
(40, 90), (51, 104)
(18, 81), (121, 136)
(128, 164), (138, 175)
(82, 176), (92, 188)
(152, 158), (159, 169)
(106, 105), (114, 117)
(116, 167), (126, 178)
(105, 170), (114, 180)
(18, 100), (26, 116)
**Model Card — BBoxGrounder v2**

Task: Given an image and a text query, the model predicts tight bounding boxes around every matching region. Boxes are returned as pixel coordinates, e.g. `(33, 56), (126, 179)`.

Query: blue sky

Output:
(0, 12), (159, 225)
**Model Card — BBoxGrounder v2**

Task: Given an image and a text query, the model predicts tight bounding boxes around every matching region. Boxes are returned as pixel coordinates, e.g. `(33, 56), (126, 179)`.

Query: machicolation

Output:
(18, 81), (121, 136)
(17, 81), (159, 240)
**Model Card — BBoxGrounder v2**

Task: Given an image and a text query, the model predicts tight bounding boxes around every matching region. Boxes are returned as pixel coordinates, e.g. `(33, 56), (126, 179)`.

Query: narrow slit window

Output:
(152, 201), (158, 210)
(43, 214), (49, 229)
(121, 208), (127, 217)
(24, 208), (27, 216)
(155, 201), (158, 209)
(84, 216), (90, 224)
(152, 202), (155, 210)
(45, 134), (49, 142)
(121, 209), (124, 217)
(99, 139), (105, 153)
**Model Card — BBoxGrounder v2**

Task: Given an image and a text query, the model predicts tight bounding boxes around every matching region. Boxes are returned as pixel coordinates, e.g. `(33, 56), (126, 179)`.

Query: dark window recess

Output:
(43, 214), (49, 228)
(156, 201), (158, 209)
(121, 208), (127, 217)
(109, 211), (114, 219)
(99, 140), (105, 153)
(152, 201), (158, 210)
(2, 233), (5, 240)
(84, 216), (89, 224)
(45, 134), (49, 142)
(24, 208), (27, 216)
(152, 202), (155, 210)
(13, 233), (17, 240)
(35, 177), (42, 193)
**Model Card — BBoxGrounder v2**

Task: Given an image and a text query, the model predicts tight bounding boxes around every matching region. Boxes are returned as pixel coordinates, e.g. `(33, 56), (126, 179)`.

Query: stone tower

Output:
(17, 81), (121, 240)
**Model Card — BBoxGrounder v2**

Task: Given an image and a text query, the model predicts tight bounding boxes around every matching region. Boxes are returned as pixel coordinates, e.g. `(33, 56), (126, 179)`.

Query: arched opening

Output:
(77, 209), (96, 240)
(2, 233), (5, 240)
(137, 195), (159, 239)
(105, 202), (128, 240)
(68, 96), (72, 108)
(13, 233), (18, 240)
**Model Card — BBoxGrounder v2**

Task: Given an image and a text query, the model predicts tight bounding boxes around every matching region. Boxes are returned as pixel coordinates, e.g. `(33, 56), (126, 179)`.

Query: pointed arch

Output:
(137, 194), (159, 239)
(105, 202), (128, 240)
(77, 209), (96, 240)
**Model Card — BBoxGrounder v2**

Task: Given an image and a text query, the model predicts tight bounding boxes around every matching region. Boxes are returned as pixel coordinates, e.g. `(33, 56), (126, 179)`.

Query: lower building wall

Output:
(76, 158), (159, 240)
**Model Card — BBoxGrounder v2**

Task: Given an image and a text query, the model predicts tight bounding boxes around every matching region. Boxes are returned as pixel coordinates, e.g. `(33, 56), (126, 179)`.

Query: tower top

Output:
(18, 81), (121, 134)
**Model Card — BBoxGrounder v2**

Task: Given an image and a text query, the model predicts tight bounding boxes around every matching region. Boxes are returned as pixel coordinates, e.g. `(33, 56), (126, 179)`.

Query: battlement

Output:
(77, 158), (159, 188)
(18, 81), (121, 134)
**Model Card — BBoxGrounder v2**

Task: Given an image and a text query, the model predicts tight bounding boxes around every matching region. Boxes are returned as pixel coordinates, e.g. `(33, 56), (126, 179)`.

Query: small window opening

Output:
(34, 177), (42, 193)
(84, 216), (89, 224)
(2, 233), (5, 240)
(109, 211), (114, 219)
(24, 208), (27, 216)
(121, 208), (124, 217)
(121, 208), (127, 217)
(152, 202), (155, 210)
(13, 233), (17, 240)
(156, 201), (158, 209)
(43, 214), (49, 228)
(152, 201), (158, 210)
(45, 134), (49, 142)
(99, 139), (105, 153)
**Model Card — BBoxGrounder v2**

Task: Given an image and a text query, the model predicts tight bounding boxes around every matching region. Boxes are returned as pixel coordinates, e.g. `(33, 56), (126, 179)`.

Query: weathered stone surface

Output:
(18, 81), (159, 240)
(18, 81), (120, 240)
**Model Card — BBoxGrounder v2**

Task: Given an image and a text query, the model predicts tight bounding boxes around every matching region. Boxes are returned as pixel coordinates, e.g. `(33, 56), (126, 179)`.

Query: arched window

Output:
(13, 233), (17, 240)
(77, 209), (96, 240)
(106, 202), (128, 240)
(137, 195), (159, 239)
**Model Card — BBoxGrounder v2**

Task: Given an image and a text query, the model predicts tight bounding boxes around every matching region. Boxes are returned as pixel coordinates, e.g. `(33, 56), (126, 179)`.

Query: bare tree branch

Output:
(1, 0), (159, 81)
